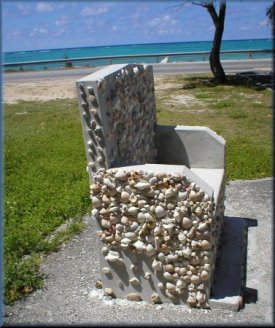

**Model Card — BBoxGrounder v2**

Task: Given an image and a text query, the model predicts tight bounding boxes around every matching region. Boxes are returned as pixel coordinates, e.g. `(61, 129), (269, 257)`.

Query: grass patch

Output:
(155, 73), (272, 180)
(4, 99), (90, 304)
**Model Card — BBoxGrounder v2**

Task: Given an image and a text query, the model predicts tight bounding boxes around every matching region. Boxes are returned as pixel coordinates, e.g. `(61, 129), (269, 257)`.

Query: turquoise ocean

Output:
(4, 39), (272, 71)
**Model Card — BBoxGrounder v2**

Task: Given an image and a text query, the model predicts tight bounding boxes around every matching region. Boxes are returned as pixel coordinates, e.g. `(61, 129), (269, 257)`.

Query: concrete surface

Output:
(3, 178), (274, 326)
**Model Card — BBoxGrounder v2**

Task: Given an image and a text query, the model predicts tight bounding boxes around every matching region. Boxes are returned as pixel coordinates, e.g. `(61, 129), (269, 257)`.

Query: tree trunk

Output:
(206, 1), (227, 83)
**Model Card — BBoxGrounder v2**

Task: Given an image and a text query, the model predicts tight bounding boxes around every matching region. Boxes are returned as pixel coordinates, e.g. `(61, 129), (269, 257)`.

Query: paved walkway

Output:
(3, 178), (273, 326)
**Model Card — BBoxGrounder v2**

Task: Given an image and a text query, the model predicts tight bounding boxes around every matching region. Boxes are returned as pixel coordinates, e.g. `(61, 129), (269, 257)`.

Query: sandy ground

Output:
(3, 76), (173, 104)
(3, 79), (78, 104)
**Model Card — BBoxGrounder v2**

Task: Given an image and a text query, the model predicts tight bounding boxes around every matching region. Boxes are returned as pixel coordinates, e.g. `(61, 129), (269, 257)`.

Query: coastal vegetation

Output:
(4, 74), (272, 304)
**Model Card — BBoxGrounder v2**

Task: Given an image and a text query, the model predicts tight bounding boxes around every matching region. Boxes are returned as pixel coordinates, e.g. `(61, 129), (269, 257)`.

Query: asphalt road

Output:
(3, 58), (272, 83)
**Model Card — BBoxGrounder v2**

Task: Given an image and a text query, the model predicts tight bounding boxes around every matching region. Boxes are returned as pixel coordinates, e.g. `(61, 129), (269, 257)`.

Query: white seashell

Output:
(116, 186), (122, 193)
(115, 231), (122, 242)
(102, 267), (111, 274)
(127, 293), (142, 302)
(144, 272), (151, 279)
(179, 267), (187, 276)
(100, 208), (109, 216)
(121, 191), (130, 202)
(149, 177), (158, 185)
(154, 236), (162, 250)
(195, 207), (203, 217)
(178, 191), (188, 201)
(124, 232), (137, 241)
(155, 205), (166, 218)
(152, 259), (162, 271)
(158, 252), (166, 262)
(163, 223), (174, 235)
(165, 264), (174, 273)
(133, 240), (146, 252)
(102, 195), (111, 205)
(105, 252), (124, 265)
(153, 226), (161, 236)
(114, 171), (128, 181)
(90, 183), (101, 193)
(201, 240), (210, 250)
(137, 212), (146, 223)
(121, 215), (130, 226)
(158, 282), (165, 289)
(120, 238), (131, 249)
(137, 200), (147, 208)
(134, 182), (150, 190)
(191, 275), (201, 285)
(110, 214), (120, 225)
(91, 208), (99, 217)
(182, 217), (193, 229)
(101, 246), (108, 255)
(203, 194), (210, 201)
(187, 226), (196, 238)
(178, 233), (187, 244)
(173, 210), (182, 222)
(92, 196), (102, 208)
(166, 282), (176, 292)
(128, 206), (139, 216)
(101, 219), (111, 229)
(104, 288), (115, 297)
(203, 263), (211, 271)
(189, 190), (201, 202)
(130, 264), (137, 271)
(158, 193), (165, 201)
(150, 292), (161, 304)
(198, 222), (208, 232)
(130, 221), (139, 231)
(145, 244), (155, 256)
(145, 235), (154, 244)
(196, 291), (206, 303)
(200, 270), (209, 281)
(165, 188), (175, 199)
(115, 223), (124, 232)
(129, 277), (140, 285)
(176, 279), (187, 289)
(167, 254), (178, 262)
(103, 178), (116, 189)
(182, 247), (192, 258)
(145, 213), (154, 222)
(191, 240), (200, 249)
(163, 272), (174, 280)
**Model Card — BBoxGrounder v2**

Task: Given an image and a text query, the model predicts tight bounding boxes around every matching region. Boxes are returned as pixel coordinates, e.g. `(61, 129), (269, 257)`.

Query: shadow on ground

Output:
(210, 216), (258, 310)
(181, 71), (273, 90)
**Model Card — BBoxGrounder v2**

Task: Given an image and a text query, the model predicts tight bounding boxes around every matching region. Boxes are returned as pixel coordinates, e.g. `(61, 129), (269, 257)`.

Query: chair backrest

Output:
(76, 64), (157, 182)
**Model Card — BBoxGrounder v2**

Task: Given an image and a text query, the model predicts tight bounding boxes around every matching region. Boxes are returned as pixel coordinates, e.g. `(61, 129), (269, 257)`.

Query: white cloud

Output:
(149, 15), (177, 28)
(148, 14), (178, 36)
(16, 3), (30, 15)
(30, 27), (48, 36)
(80, 5), (109, 17)
(55, 16), (69, 26)
(36, 2), (54, 13)
(260, 19), (268, 27)
(55, 27), (69, 37)
(85, 18), (96, 33)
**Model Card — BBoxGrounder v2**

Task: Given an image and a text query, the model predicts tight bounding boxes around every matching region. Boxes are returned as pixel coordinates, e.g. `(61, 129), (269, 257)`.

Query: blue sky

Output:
(2, 0), (273, 52)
